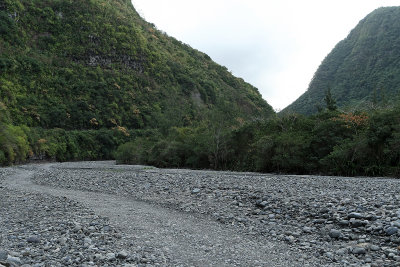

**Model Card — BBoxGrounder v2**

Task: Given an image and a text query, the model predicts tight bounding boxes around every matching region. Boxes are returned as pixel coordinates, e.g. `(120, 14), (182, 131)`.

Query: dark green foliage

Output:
(0, 124), (30, 165)
(284, 7), (400, 114)
(0, 11), (16, 39)
(115, 106), (400, 177)
(115, 119), (231, 170)
(324, 89), (337, 111)
(228, 114), (315, 174)
(27, 127), (130, 162)
(114, 138), (150, 165)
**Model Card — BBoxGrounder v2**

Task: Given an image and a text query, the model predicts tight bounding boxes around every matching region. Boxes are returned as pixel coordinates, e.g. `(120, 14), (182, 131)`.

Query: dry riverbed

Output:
(1, 161), (400, 266)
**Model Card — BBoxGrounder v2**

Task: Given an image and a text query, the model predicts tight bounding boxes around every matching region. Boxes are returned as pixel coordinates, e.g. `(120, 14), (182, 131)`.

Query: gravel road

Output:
(1, 161), (400, 266)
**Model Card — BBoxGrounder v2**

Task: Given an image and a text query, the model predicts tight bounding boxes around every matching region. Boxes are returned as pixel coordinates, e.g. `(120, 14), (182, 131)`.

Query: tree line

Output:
(115, 103), (400, 177)
(2, 94), (400, 177)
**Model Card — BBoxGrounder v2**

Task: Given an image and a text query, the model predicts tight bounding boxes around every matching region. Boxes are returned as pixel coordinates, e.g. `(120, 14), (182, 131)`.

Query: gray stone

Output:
(336, 248), (347, 255)
(350, 219), (367, 228)
(87, 226), (96, 233)
(256, 200), (268, 208)
(27, 236), (40, 244)
(391, 237), (400, 244)
(313, 219), (326, 224)
(370, 245), (380, 251)
(352, 247), (366, 255)
(252, 209), (261, 215)
(94, 253), (105, 261)
(83, 237), (92, 245)
(385, 226), (398, 236)
(58, 237), (67, 245)
(348, 212), (364, 219)
(284, 235), (295, 243)
(191, 188), (201, 194)
(117, 250), (128, 259)
(0, 251), (7, 261)
(329, 229), (342, 239)
(73, 223), (82, 232)
(21, 249), (30, 257)
(106, 252), (116, 261)
(325, 252), (334, 259)
(7, 255), (22, 265)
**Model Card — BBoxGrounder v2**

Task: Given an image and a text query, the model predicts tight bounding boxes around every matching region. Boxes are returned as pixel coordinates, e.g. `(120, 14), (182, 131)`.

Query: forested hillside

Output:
(0, 0), (273, 165)
(284, 7), (400, 114)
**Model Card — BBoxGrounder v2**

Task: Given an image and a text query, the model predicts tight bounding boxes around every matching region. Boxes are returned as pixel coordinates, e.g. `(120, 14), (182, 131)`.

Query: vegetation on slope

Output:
(0, 0), (273, 165)
(284, 7), (400, 115)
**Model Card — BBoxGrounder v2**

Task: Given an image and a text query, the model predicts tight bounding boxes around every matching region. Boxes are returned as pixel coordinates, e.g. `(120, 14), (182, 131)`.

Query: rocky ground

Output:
(0, 167), (168, 267)
(1, 161), (400, 266)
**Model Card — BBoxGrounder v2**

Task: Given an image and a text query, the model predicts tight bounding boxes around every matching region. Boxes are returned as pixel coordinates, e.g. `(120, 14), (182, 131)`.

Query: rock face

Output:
(3, 161), (400, 266)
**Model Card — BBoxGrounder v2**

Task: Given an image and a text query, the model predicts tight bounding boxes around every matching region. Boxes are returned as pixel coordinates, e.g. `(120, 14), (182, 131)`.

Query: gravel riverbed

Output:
(0, 167), (168, 267)
(1, 161), (400, 266)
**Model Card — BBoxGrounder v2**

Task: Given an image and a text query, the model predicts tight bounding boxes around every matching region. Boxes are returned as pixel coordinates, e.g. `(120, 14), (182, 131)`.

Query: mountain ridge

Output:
(283, 6), (400, 114)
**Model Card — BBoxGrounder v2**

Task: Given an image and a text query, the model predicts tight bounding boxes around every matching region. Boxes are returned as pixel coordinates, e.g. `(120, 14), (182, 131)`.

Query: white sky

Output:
(130, 0), (400, 111)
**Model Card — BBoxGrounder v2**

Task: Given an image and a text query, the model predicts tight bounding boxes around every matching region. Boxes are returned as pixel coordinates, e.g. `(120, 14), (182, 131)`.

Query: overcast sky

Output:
(130, 0), (400, 110)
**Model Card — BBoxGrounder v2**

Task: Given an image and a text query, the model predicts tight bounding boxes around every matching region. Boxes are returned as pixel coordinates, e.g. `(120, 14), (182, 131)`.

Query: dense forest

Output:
(284, 7), (400, 115)
(0, 0), (273, 165)
(115, 98), (400, 177)
(1, 1), (400, 177)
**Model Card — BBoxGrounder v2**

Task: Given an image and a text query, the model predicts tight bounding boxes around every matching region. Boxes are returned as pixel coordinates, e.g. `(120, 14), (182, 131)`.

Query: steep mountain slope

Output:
(0, 0), (273, 131)
(284, 7), (400, 114)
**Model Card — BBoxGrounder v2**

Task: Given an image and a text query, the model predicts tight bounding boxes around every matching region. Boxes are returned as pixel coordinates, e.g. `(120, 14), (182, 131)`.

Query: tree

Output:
(324, 88), (337, 111)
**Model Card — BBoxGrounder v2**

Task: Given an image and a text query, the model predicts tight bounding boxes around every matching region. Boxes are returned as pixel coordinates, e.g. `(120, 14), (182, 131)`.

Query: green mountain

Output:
(284, 7), (400, 114)
(0, 0), (273, 131)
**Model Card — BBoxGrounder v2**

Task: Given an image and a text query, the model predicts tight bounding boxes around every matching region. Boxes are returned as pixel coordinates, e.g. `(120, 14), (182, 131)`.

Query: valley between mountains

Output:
(1, 161), (400, 266)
